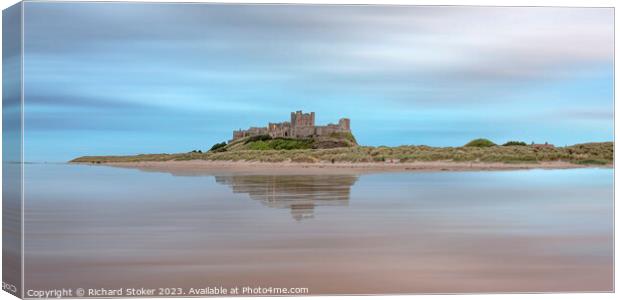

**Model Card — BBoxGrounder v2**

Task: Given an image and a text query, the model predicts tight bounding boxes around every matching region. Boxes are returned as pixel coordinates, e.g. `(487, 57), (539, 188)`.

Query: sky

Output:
(20, 2), (613, 162)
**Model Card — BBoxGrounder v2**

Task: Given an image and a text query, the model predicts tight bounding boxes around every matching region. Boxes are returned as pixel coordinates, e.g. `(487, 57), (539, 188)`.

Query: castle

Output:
(215, 174), (356, 221)
(232, 111), (351, 141)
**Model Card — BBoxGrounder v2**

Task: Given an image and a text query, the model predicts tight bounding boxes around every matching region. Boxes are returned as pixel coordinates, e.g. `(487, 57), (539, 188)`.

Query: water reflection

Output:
(23, 165), (613, 293)
(214, 175), (358, 220)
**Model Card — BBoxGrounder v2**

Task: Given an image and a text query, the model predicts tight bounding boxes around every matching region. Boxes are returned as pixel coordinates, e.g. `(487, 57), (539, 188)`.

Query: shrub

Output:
(329, 132), (358, 144)
(503, 141), (527, 146)
(247, 140), (271, 150)
(244, 135), (272, 144)
(247, 138), (312, 150)
(270, 139), (312, 150)
(209, 142), (227, 152)
(465, 138), (496, 147)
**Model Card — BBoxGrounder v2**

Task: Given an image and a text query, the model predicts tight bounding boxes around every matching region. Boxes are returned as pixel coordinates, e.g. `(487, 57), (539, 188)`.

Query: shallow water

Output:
(23, 164), (613, 295)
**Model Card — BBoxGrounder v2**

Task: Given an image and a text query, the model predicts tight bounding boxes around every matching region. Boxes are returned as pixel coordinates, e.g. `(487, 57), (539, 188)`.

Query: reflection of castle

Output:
(232, 111), (351, 141)
(214, 175), (358, 221)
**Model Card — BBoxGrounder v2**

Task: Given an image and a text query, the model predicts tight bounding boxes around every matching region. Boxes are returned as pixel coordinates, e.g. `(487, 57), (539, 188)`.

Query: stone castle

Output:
(232, 111), (351, 141)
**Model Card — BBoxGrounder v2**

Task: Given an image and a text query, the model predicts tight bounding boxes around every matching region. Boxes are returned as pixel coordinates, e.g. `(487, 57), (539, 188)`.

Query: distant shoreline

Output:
(69, 142), (613, 173)
(72, 160), (612, 175)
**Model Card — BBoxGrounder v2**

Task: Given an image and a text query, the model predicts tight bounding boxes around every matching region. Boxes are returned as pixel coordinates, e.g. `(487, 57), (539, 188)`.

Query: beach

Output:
(24, 163), (613, 293)
(78, 159), (612, 175)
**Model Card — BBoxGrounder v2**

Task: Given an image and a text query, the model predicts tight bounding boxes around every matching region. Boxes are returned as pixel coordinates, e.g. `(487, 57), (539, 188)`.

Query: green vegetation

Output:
(243, 135), (272, 144)
(329, 132), (357, 144)
(241, 135), (313, 150)
(209, 142), (227, 152)
(217, 132), (358, 152)
(71, 142), (613, 166)
(246, 138), (313, 150)
(503, 141), (527, 146)
(575, 159), (609, 165)
(465, 138), (496, 147)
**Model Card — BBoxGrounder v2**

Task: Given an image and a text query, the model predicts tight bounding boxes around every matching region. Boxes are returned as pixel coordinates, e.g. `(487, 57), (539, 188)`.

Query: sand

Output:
(79, 160), (612, 175)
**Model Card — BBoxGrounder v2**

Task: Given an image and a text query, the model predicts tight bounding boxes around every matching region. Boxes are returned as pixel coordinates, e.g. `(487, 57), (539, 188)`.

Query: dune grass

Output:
(71, 142), (613, 166)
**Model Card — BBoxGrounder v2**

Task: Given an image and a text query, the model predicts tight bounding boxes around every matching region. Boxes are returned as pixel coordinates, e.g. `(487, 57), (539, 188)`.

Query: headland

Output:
(70, 110), (613, 173)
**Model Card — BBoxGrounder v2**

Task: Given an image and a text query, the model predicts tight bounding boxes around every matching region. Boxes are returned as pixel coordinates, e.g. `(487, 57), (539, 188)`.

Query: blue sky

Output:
(21, 3), (613, 162)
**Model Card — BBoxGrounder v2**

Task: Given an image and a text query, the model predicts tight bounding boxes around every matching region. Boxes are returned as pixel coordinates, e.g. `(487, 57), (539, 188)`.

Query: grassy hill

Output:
(71, 141), (613, 165)
(219, 132), (357, 152)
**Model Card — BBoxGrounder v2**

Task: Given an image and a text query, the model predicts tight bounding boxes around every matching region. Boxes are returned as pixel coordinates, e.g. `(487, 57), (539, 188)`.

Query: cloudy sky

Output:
(22, 2), (613, 162)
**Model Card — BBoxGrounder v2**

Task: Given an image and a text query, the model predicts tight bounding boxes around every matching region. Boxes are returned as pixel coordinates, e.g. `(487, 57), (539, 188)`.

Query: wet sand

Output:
(24, 164), (613, 294)
(82, 159), (611, 175)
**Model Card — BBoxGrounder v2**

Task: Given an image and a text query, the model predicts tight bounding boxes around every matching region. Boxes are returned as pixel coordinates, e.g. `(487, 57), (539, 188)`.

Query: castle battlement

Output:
(232, 111), (351, 141)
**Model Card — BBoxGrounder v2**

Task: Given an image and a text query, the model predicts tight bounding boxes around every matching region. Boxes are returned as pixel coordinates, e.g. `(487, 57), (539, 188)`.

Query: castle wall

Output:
(315, 124), (340, 136)
(249, 127), (268, 136)
(232, 126), (267, 140)
(293, 126), (315, 138)
(233, 130), (244, 140)
(268, 122), (291, 138)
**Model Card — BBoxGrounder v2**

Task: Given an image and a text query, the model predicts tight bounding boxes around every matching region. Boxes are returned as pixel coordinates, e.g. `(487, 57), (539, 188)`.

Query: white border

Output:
(0, 1), (616, 300)
(6, 0), (619, 7)
(20, 1), (24, 299)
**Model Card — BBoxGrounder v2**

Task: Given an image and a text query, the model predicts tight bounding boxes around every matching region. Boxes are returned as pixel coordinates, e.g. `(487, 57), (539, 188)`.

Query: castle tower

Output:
(290, 111), (316, 137)
(338, 118), (351, 131)
(290, 110), (315, 128)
